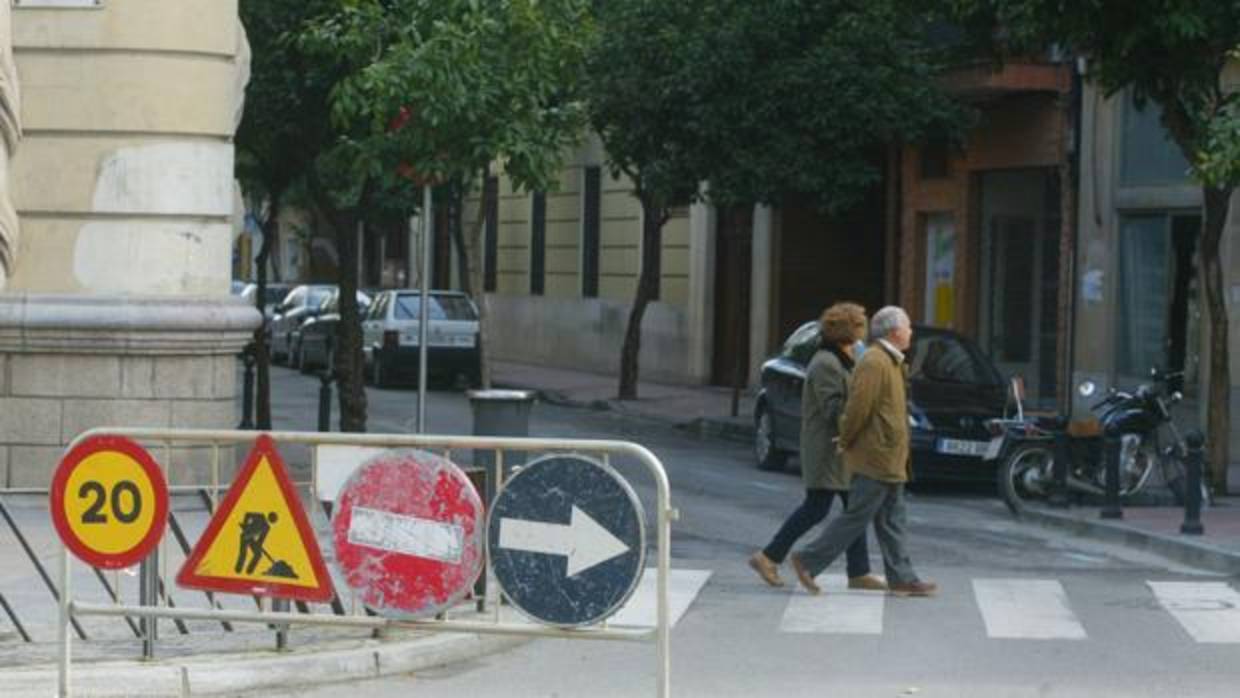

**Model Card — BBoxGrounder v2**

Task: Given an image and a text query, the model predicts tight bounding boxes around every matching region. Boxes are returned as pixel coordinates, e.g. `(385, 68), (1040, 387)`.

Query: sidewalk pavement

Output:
(1022, 497), (1240, 575)
(492, 359), (757, 441)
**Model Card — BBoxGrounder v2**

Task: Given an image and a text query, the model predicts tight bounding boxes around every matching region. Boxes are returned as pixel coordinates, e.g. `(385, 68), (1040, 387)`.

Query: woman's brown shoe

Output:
(888, 580), (938, 597)
(788, 554), (821, 595)
(748, 552), (784, 587)
(848, 575), (888, 591)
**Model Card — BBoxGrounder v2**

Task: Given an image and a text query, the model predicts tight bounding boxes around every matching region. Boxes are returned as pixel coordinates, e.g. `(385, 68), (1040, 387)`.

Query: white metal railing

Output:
(56, 428), (676, 698)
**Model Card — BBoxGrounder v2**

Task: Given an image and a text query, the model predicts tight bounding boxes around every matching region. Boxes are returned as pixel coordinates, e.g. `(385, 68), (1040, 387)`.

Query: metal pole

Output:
(140, 551), (158, 659)
(1100, 431), (1123, 520)
(1181, 430), (1205, 535)
(239, 344), (256, 430)
(416, 184), (432, 433)
(58, 545), (71, 698)
(273, 598), (290, 650)
(318, 371), (334, 432)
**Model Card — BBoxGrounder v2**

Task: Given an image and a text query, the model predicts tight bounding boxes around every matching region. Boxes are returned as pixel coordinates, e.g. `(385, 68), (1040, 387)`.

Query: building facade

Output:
(0, 1), (255, 485)
(898, 61), (1074, 410)
(1072, 66), (1240, 460)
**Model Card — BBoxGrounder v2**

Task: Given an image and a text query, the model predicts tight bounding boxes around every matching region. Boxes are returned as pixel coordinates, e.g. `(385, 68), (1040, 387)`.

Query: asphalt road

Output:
(258, 366), (1239, 698)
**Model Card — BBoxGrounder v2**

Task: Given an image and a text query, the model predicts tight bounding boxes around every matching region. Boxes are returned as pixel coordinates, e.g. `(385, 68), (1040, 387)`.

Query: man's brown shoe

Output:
(788, 554), (820, 595)
(848, 575), (888, 591)
(888, 580), (937, 597)
(747, 552), (784, 587)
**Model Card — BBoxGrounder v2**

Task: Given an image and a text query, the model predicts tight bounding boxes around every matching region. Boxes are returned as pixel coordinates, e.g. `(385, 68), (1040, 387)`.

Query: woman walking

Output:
(748, 302), (886, 591)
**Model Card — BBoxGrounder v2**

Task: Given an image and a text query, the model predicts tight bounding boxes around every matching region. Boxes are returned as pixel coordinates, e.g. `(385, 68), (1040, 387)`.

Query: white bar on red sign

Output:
(347, 506), (464, 564)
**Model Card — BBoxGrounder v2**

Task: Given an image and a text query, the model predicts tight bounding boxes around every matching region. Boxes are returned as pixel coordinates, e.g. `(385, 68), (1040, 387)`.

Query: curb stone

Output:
(1, 632), (526, 697)
(1021, 505), (1240, 575)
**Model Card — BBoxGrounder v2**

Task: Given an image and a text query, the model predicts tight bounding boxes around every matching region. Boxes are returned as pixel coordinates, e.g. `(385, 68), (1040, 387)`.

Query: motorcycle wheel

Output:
(998, 443), (1054, 516)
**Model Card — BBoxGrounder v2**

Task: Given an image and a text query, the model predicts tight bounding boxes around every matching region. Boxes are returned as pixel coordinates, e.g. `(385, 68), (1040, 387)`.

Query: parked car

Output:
(362, 290), (481, 388)
(294, 288), (373, 372)
(269, 284), (336, 362)
(240, 282), (293, 320)
(754, 321), (1008, 483)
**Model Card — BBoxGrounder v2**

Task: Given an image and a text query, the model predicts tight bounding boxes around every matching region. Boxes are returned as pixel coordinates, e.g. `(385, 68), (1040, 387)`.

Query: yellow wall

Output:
(469, 152), (691, 311)
(8, 0), (242, 295)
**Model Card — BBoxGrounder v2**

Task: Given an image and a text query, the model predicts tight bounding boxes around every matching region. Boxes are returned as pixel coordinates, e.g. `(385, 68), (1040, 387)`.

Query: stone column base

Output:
(0, 293), (260, 487)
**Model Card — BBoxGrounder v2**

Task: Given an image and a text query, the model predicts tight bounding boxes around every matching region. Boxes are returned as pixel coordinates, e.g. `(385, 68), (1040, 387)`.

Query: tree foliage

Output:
(299, 0), (593, 388)
(236, 0), (340, 429)
(588, 0), (965, 398)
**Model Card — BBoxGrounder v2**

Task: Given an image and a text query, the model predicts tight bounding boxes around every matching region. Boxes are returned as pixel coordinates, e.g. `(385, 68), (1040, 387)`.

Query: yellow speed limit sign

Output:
(50, 436), (168, 569)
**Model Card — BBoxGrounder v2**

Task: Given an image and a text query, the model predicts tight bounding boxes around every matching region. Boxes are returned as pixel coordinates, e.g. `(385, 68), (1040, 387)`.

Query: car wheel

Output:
(754, 404), (789, 472)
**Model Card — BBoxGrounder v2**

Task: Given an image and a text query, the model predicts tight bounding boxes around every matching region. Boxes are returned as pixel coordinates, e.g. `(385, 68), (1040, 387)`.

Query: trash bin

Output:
(468, 389), (537, 475)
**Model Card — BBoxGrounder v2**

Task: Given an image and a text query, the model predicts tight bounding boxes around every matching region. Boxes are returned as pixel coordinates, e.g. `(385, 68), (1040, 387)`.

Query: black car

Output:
(294, 288), (373, 372)
(754, 322), (1008, 483)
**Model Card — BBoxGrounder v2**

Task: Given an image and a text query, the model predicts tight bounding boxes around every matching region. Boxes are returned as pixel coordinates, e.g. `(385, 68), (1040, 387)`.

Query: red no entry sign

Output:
(330, 449), (483, 618)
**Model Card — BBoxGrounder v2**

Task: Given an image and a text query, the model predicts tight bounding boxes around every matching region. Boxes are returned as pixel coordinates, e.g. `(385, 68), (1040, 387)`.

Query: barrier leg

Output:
(58, 547), (71, 698)
(140, 552), (158, 659)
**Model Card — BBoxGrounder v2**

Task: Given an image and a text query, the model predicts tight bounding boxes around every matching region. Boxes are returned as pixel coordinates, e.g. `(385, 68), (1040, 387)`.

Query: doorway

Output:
(711, 207), (752, 387)
(977, 169), (1062, 408)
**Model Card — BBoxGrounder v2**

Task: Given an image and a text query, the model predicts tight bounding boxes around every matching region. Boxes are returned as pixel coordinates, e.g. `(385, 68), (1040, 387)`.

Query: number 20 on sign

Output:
(51, 436), (169, 570)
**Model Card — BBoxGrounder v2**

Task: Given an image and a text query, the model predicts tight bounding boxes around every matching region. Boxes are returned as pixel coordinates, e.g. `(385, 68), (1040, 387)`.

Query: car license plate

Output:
(936, 438), (992, 458)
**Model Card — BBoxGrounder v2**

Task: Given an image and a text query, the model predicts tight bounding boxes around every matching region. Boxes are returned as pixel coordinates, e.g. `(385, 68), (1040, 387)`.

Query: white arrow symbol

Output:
(498, 505), (630, 577)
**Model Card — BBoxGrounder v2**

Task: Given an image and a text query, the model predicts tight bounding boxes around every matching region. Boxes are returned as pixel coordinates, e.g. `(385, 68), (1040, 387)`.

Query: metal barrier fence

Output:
(55, 428), (676, 698)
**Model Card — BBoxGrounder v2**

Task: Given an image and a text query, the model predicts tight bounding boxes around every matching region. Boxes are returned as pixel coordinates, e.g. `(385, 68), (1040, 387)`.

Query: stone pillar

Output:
(685, 199), (716, 383)
(749, 204), (773, 386)
(0, 1), (258, 487)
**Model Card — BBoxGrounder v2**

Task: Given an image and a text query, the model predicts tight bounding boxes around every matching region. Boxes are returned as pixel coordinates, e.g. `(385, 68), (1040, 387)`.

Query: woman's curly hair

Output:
(820, 302), (867, 348)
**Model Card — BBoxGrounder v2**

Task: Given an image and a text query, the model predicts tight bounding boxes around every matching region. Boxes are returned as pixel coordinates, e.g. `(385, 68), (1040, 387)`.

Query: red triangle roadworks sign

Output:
(176, 435), (334, 603)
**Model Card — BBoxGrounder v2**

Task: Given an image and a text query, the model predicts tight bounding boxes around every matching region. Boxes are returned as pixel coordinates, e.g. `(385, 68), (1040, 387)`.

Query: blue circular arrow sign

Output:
(487, 454), (646, 627)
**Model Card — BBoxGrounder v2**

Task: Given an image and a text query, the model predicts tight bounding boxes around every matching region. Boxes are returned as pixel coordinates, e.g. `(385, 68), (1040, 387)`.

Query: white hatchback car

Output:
(362, 290), (481, 388)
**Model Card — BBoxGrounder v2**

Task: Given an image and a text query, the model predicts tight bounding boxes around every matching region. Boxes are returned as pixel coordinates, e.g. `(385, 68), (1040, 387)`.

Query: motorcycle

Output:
(992, 368), (1205, 514)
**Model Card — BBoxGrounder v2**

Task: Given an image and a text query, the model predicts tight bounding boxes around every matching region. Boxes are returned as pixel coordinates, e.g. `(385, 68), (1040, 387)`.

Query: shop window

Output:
(530, 192), (546, 295)
(1117, 214), (1200, 390)
(1120, 91), (1192, 188)
(582, 167), (601, 298)
(483, 176), (498, 292)
(922, 213), (955, 327)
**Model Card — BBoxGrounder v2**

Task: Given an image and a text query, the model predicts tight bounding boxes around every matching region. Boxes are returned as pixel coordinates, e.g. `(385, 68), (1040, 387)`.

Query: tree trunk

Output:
(1201, 186), (1231, 494)
(333, 214), (368, 432)
(307, 173), (368, 432)
(253, 191), (280, 431)
(449, 181), (471, 293)
(459, 168), (492, 387)
(618, 196), (666, 400)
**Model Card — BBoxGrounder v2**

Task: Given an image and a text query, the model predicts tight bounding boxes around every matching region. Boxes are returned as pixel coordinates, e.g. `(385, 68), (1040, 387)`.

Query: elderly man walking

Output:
(789, 306), (937, 597)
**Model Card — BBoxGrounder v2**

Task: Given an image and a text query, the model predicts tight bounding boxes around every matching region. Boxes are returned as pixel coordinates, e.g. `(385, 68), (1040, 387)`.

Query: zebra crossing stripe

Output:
(973, 579), (1086, 640)
(1147, 581), (1240, 643)
(607, 568), (712, 628)
(779, 575), (884, 635)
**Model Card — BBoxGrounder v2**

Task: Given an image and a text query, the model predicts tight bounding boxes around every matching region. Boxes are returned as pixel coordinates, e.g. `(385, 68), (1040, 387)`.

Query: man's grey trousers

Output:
(795, 473), (919, 584)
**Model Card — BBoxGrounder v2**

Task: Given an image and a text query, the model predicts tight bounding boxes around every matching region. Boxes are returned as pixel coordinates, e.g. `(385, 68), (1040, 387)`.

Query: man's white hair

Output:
(869, 306), (909, 341)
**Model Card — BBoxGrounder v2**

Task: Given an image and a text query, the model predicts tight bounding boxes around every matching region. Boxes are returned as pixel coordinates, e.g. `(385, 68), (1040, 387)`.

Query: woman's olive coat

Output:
(798, 347), (852, 491)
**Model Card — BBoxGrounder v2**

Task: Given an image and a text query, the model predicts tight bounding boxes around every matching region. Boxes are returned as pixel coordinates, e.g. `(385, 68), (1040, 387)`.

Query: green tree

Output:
(953, 0), (1240, 492)
(589, 0), (964, 399)
(299, 0), (592, 400)
(236, 0), (339, 429)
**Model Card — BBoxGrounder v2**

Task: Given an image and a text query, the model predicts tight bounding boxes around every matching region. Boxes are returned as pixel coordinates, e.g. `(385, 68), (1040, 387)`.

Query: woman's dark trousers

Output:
(761, 488), (870, 578)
